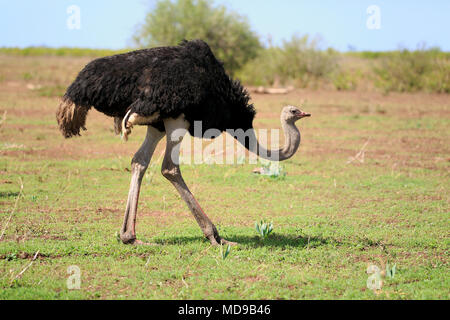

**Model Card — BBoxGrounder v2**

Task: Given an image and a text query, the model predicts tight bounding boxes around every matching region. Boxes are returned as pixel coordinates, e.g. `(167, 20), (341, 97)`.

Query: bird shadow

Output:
(154, 233), (336, 249)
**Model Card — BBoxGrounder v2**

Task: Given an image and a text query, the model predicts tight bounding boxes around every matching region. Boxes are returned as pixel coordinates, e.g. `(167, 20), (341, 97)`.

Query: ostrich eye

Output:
(290, 109), (296, 114)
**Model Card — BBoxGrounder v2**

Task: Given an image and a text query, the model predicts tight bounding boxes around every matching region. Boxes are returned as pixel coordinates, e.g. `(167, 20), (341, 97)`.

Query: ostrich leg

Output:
(162, 117), (236, 246)
(120, 126), (164, 244)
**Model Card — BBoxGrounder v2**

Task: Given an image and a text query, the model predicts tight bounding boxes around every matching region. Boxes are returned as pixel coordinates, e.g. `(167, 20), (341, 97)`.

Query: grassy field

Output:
(0, 54), (449, 299)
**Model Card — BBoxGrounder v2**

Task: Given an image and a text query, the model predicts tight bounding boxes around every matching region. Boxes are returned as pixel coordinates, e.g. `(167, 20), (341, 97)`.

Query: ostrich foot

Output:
(120, 231), (136, 244)
(218, 238), (238, 246)
(207, 235), (238, 246)
(120, 233), (156, 246)
(205, 225), (238, 246)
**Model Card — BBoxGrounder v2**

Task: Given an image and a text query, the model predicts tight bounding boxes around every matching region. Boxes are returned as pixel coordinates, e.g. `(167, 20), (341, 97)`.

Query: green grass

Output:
(0, 55), (448, 300)
(0, 154), (448, 299)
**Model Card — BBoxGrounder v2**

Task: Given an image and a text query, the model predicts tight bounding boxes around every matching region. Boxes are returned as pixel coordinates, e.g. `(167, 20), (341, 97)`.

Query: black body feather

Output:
(64, 40), (256, 136)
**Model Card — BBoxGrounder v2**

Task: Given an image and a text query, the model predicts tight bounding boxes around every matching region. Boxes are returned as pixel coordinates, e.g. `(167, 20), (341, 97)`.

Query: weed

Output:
(220, 244), (231, 260)
(385, 262), (397, 279)
(6, 253), (17, 261)
(255, 220), (274, 239)
(22, 72), (34, 81)
(254, 161), (285, 178)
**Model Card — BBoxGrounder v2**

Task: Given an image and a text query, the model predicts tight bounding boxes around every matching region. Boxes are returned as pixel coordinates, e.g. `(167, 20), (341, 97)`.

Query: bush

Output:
(426, 59), (450, 93)
(235, 47), (283, 86)
(373, 47), (450, 93)
(330, 69), (359, 91)
(237, 34), (338, 88)
(279, 35), (338, 87)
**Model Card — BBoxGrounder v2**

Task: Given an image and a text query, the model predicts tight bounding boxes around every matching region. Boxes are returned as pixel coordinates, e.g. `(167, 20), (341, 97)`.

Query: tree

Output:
(133, 0), (261, 75)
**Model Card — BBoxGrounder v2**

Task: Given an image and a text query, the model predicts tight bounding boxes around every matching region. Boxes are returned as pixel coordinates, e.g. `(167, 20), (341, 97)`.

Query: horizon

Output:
(1, 0), (449, 52)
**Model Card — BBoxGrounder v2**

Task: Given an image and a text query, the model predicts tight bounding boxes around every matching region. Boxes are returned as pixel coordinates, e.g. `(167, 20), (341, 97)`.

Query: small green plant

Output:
(220, 244), (231, 260)
(385, 262), (397, 279)
(6, 253), (17, 261)
(255, 161), (285, 178)
(22, 72), (34, 81)
(265, 163), (283, 178)
(255, 220), (274, 239)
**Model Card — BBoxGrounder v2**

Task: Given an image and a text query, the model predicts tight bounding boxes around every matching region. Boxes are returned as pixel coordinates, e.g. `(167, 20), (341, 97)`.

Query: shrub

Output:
(373, 47), (450, 93)
(235, 47), (284, 86)
(279, 35), (338, 87)
(330, 69), (359, 91)
(237, 34), (338, 88)
(426, 59), (450, 93)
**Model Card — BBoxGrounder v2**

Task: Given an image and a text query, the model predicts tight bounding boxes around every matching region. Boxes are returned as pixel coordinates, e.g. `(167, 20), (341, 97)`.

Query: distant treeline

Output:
(346, 50), (450, 60)
(2, 45), (449, 59)
(0, 47), (129, 57)
(1, 44), (449, 94)
(0, 47), (450, 59)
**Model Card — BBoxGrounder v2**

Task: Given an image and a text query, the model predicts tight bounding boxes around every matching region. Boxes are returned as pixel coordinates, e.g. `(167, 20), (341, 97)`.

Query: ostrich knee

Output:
(161, 166), (180, 181)
(131, 141), (155, 180)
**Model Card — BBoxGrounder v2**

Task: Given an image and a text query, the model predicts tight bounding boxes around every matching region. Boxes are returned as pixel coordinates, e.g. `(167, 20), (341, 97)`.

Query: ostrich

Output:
(56, 40), (310, 246)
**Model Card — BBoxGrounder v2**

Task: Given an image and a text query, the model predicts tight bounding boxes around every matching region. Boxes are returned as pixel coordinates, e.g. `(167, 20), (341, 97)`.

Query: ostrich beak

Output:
(295, 110), (311, 118)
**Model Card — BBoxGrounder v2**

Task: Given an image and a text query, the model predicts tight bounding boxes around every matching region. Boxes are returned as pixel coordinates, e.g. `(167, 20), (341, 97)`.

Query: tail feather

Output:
(56, 97), (90, 138)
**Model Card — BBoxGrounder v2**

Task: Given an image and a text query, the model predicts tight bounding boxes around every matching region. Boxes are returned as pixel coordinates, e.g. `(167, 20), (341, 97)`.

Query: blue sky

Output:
(1, 0), (449, 51)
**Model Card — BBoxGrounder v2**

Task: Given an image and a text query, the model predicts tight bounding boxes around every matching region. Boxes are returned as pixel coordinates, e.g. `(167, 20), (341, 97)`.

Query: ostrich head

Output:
(281, 105), (311, 123)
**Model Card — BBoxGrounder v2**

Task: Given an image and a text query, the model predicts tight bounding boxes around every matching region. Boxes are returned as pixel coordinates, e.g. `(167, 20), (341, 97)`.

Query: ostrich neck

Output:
(278, 120), (301, 161)
(235, 118), (301, 162)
